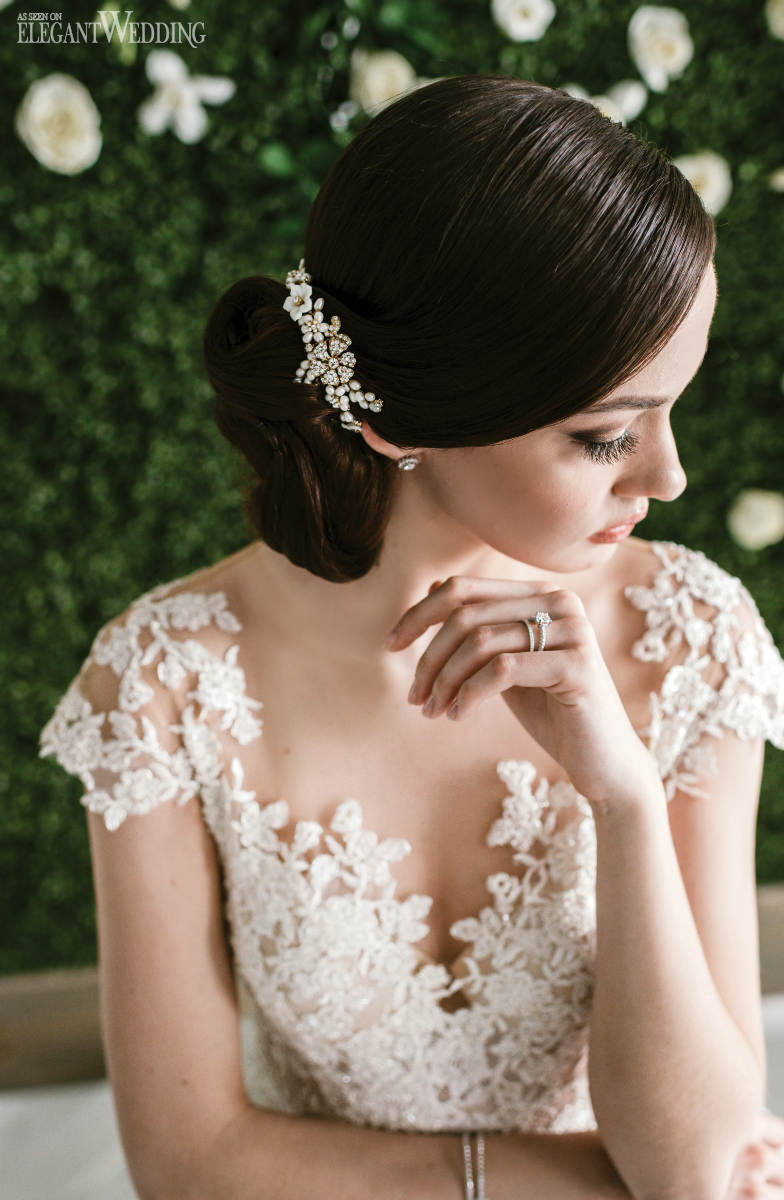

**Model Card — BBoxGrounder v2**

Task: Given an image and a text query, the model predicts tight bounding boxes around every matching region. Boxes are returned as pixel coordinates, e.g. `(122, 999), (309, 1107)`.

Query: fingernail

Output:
(447, 699), (460, 719)
(408, 680), (418, 703)
(384, 629), (399, 648)
(422, 696), (436, 716)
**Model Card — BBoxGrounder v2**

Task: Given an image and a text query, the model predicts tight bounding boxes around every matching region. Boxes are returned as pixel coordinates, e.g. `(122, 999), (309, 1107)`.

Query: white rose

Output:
(563, 79), (647, 124)
(769, 166), (784, 192)
(605, 79), (648, 122)
(765, 0), (784, 38)
(672, 150), (732, 215)
(628, 5), (694, 93)
(15, 73), (102, 175)
(349, 49), (418, 113)
(491, 0), (556, 42)
(564, 83), (618, 122)
(727, 490), (784, 551)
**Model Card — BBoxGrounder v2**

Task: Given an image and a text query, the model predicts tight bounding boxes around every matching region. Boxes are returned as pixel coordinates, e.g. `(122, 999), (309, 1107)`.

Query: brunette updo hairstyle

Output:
(203, 74), (715, 583)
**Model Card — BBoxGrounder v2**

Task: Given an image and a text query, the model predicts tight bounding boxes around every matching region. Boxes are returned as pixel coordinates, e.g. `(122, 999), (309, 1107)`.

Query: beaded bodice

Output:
(39, 540), (784, 1133)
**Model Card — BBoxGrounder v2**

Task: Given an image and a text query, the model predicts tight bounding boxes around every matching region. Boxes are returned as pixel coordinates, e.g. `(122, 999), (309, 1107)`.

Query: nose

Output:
(615, 422), (687, 504)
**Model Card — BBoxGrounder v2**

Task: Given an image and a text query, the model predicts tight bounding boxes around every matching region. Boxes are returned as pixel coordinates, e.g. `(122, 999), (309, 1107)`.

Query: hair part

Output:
(203, 74), (716, 582)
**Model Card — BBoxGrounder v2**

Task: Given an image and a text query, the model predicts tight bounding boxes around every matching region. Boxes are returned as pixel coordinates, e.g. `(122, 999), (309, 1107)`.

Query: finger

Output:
(410, 597), (587, 709)
(387, 576), (562, 648)
(415, 617), (575, 712)
(761, 1147), (784, 1184)
(432, 647), (574, 720)
(761, 1112), (784, 1147)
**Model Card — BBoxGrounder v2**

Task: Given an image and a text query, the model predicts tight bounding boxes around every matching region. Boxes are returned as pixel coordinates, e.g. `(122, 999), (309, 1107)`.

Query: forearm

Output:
(588, 791), (765, 1200)
(189, 1104), (460, 1200)
(190, 1105), (634, 1200)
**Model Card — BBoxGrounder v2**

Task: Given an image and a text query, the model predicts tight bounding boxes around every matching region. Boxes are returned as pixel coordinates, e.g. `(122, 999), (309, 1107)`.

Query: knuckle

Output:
(570, 641), (593, 672)
(491, 652), (516, 680)
(466, 625), (494, 651)
(442, 576), (464, 597)
(560, 614), (590, 642)
(551, 589), (583, 616)
(448, 606), (474, 633)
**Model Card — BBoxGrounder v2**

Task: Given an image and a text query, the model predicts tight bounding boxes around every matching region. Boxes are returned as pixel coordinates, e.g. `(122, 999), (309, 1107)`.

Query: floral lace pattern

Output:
(623, 541), (784, 800)
(38, 541), (784, 1134)
(226, 760), (597, 1132)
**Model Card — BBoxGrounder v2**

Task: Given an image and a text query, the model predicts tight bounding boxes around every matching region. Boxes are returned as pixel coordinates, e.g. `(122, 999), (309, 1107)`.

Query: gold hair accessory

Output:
(284, 259), (384, 434)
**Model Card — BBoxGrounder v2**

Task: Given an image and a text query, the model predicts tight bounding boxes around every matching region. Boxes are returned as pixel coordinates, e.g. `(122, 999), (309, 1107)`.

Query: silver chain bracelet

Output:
(460, 1131), (487, 1199)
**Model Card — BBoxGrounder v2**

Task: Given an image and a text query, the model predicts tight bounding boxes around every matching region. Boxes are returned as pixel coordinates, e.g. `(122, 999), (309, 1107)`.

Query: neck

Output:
(252, 472), (612, 667)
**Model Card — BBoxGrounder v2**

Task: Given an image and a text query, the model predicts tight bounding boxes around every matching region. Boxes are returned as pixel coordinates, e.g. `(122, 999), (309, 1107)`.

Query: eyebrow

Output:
(584, 394), (672, 413)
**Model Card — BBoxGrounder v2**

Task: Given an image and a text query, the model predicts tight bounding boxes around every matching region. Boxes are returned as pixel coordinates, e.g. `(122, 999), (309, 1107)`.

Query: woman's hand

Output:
(725, 1111), (784, 1197)
(386, 575), (663, 813)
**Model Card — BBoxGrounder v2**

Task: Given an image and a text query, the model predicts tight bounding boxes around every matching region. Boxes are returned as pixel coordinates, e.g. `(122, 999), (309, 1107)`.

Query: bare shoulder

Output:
(152, 540), (263, 603)
(593, 536), (679, 727)
(111, 540), (266, 658)
(615, 533), (664, 582)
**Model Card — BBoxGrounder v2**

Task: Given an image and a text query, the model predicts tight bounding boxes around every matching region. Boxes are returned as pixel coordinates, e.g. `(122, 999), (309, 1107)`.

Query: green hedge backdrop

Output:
(2, 0), (783, 973)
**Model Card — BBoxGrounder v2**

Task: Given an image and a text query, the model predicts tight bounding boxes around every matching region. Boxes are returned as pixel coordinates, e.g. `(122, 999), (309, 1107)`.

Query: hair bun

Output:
(203, 272), (394, 583)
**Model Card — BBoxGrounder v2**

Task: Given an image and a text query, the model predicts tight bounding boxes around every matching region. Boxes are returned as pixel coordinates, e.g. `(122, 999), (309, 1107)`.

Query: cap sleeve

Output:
(624, 541), (784, 801)
(38, 586), (264, 835)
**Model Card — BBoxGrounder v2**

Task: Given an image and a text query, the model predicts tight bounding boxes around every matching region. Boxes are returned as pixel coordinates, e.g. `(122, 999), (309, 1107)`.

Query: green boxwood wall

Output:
(2, 0), (783, 973)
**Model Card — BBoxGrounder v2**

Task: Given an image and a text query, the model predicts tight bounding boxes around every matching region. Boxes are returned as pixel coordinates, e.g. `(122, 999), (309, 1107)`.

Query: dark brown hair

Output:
(203, 75), (715, 582)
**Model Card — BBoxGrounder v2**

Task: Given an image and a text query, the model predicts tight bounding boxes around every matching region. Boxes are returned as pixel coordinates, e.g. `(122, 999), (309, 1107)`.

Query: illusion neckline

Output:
(235, 756), (598, 991)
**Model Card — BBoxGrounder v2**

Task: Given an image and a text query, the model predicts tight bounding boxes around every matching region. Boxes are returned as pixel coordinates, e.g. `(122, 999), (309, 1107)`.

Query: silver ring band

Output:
(534, 610), (552, 652)
(521, 618), (536, 652)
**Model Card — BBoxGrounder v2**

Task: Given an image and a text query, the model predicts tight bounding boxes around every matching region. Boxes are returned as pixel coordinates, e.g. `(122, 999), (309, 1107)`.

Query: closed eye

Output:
(571, 430), (640, 464)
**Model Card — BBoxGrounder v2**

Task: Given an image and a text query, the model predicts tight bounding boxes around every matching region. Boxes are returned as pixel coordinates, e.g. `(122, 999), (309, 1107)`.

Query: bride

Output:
(41, 75), (784, 1198)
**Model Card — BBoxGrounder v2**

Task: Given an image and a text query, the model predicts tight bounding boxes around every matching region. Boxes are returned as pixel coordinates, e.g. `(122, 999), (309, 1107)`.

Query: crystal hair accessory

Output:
(284, 258), (384, 434)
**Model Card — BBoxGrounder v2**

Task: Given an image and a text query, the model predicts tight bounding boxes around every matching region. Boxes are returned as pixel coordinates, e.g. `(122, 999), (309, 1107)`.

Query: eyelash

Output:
(574, 430), (640, 465)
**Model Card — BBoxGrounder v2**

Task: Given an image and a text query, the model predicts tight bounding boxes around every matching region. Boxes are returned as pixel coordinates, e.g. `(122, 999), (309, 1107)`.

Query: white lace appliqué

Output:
(39, 582), (263, 836)
(624, 541), (784, 800)
(38, 540), (784, 1135)
(227, 760), (597, 1133)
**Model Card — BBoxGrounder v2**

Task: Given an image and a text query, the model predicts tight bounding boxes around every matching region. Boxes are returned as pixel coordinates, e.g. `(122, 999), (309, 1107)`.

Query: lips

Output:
(594, 503), (648, 535)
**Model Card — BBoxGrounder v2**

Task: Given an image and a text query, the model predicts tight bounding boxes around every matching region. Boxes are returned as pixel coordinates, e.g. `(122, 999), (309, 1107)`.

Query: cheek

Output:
(435, 453), (590, 532)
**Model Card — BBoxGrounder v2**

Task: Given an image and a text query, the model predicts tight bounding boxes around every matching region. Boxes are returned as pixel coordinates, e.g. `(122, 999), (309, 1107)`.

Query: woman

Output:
(40, 76), (784, 1198)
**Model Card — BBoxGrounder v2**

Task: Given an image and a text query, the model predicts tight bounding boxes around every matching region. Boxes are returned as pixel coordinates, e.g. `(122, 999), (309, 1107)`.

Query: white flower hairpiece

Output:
(284, 259), (383, 433)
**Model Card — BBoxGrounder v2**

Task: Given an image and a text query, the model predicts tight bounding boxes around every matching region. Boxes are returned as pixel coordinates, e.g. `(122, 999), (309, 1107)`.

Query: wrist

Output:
(587, 776), (667, 821)
(414, 1132), (467, 1200)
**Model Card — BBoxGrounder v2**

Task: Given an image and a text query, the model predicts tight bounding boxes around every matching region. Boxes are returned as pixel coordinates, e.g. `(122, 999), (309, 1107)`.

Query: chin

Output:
(557, 538), (622, 574)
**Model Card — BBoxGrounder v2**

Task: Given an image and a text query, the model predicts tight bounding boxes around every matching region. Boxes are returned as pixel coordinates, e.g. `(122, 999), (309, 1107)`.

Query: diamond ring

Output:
(534, 610), (552, 652)
(521, 618), (536, 652)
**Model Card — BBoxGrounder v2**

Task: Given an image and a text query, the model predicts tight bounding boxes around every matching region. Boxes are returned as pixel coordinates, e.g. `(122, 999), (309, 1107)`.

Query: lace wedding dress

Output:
(39, 540), (784, 1136)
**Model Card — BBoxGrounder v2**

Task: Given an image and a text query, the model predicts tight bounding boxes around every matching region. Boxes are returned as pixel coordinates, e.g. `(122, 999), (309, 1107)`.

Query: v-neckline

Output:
(234, 754), (598, 988)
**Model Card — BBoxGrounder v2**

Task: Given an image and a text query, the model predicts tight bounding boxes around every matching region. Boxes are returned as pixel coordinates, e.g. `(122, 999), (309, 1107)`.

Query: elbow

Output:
(639, 1179), (729, 1200)
(126, 1148), (201, 1200)
(624, 1130), (759, 1200)
(146, 1105), (253, 1200)
(130, 1169), (194, 1200)
(636, 1132), (762, 1200)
